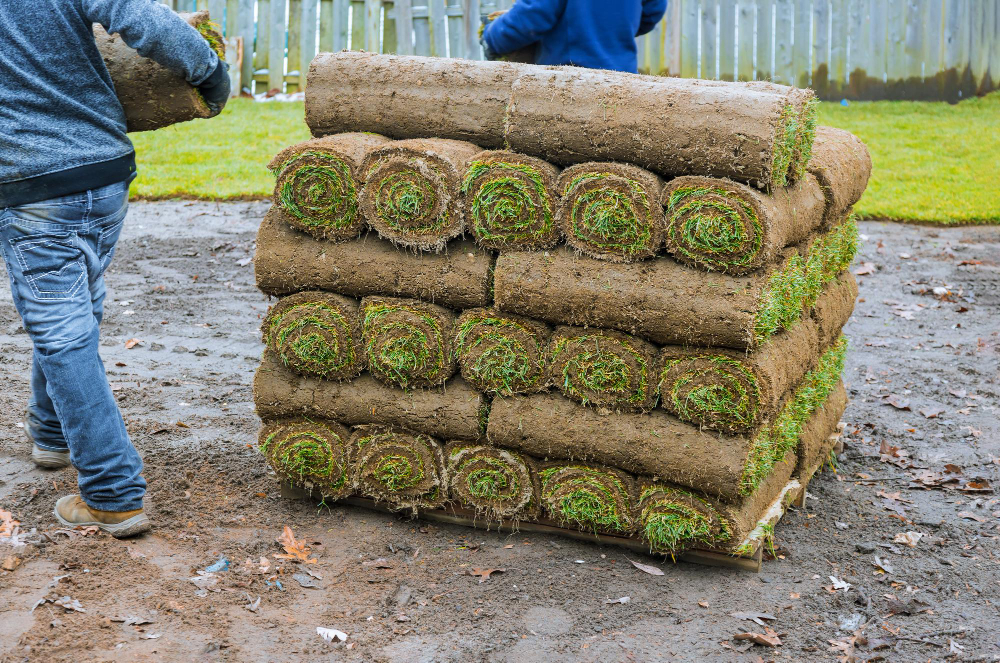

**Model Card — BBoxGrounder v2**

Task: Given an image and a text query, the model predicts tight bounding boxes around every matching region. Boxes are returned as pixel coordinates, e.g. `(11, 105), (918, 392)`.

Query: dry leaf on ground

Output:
(124, 338), (141, 349)
(893, 531), (923, 547)
(628, 559), (665, 576)
(469, 567), (505, 583)
(274, 525), (317, 563)
(733, 626), (782, 647)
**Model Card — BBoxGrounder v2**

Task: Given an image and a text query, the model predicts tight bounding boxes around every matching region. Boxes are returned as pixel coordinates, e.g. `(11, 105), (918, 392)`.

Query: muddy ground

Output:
(1, 202), (998, 663)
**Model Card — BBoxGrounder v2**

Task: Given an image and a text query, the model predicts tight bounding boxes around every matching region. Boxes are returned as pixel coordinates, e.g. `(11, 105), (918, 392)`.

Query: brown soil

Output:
(262, 291), (365, 381)
(505, 69), (795, 188)
(461, 150), (562, 251)
(253, 351), (485, 441)
(254, 207), (495, 309)
(359, 295), (457, 389)
(454, 309), (551, 395)
(809, 126), (873, 223)
(795, 381), (848, 481)
(661, 173), (827, 274)
(96, 12), (218, 133)
(658, 273), (857, 432)
(305, 52), (527, 147)
(556, 163), (665, 262)
(547, 327), (659, 412)
(269, 133), (392, 240)
(359, 139), (482, 251)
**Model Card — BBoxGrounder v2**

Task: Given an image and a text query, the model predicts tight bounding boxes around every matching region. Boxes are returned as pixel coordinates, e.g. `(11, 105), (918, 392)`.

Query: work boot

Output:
(25, 419), (71, 469)
(54, 494), (151, 538)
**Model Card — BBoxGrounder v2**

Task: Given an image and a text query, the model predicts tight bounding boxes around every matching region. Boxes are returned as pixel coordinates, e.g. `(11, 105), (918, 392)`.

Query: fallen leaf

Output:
(124, 338), (141, 349)
(0, 508), (20, 538)
(893, 531), (923, 547)
(944, 464), (963, 474)
(852, 262), (876, 275)
(883, 394), (911, 410)
(53, 596), (86, 612)
(733, 626), (782, 647)
(274, 526), (317, 564)
(730, 611), (777, 627)
(628, 559), (664, 576)
(2, 555), (21, 572)
(958, 478), (992, 493)
(469, 567), (505, 583)
(918, 405), (945, 419)
(826, 576), (851, 592)
(957, 259), (982, 266)
(316, 627), (347, 643)
(957, 510), (986, 523)
(872, 556), (893, 574)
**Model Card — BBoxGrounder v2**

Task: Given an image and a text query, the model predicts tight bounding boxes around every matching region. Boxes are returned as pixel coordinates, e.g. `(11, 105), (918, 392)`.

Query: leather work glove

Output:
(479, 12), (503, 61)
(198, 59), (231, 115)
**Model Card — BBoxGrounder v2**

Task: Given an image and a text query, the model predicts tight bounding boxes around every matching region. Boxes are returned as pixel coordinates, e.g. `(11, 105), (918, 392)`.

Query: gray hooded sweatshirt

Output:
(0, 0), (221, 207)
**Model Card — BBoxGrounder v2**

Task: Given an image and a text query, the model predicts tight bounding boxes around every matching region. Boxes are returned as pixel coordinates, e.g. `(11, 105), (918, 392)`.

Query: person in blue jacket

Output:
(481, 0), (668, 73)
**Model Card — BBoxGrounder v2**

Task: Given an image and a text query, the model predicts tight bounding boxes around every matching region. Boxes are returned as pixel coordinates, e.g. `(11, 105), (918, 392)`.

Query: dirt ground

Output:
(1, 202), (998, 663)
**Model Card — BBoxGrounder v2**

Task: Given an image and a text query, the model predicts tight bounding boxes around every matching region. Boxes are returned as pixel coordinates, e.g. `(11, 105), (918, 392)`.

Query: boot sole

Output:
(26, 423), (71, 469)
(54, 506), (152, 539)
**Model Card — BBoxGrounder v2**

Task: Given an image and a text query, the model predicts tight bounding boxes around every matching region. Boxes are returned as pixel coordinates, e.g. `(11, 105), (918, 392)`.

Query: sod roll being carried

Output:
(259, 418), (353, 500)
(255, 208), (494, 310)
(505, 68), (805, 190)
(268, 133), (392, 240)
(454, 309), (551, 396)
(262, 291), (364, 381)
(494, 217), (859, 349)
(446, 443), (540, 522)
(657, 274), (856, 432)
(351, 425), (448, 512)
(306, 52), (527, 146)
(548, 327), (659, 411)
(360, 139), (481, 250)
(95, 11), (225, 132)
(488, 337), (848, 502)
(808, 126), (873, 223)
(360, 296), (457, 389)
(538, 463), (636, 536)
(461, 151), (561, 250)
(254, 352), (486, 441)
(557, 163), (665, 262)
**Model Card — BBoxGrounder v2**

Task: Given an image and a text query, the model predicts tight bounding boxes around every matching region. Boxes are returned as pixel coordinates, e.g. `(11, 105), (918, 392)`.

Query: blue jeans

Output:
(0, 180), (145, 511)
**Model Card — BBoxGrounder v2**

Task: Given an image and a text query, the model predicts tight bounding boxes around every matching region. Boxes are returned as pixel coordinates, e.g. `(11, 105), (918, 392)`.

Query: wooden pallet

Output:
(279, 423), (845, 573)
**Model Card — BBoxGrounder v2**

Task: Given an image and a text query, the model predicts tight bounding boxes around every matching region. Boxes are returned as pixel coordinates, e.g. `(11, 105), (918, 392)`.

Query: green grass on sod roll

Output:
(564, 173), (656, 258)
(665, 186), (763, 271)
(770, 104), (799, 189)
(273, 153), (359, 234)
(369, 161), (451, 237)
(754, 217), (859, 344)
(659, 355), (761, 431)
(462, 160), (555, 245)
(739, 336), (848, 497)
(539, 465), (633, 534)
(455, 315), (546, 395)
(794, 97), (820, 181)
(259, 420), (351, 498)
(362, 301), (450, 389)
(265, 300), (359, 379)
(352, 428), (445, 509)
(448, 445), (535, 520)
(638, 485), (732, 555)
(550, 333), (652, 409)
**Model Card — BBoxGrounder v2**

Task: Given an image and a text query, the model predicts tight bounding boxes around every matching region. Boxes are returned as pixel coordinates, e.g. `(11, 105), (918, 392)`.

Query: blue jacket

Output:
(483, 0), (667, 73)
(0, 0), (221, 207)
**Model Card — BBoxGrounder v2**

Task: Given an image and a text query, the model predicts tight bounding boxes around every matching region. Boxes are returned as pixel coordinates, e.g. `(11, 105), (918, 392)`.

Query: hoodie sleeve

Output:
(483, 0), (568, 56)
(638, 0), (667, 36)
(81, 0), (219, 85)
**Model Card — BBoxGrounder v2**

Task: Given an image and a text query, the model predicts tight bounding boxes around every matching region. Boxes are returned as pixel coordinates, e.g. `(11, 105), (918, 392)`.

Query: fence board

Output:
(718, 0), (736, 81)
(993, 0), (1000, 88)
(286, 0), (302, 91)
(812, 0), (830, 93)
(428, 0), (448, 56)
(970, 0), (990, 93)
(700, 0), (718, 79)
(253, 0), (271, 88)
(363, 0), (380, 52)
(234, 0), (254, 92)
(773, 0), (794, 84)
(395, 0), (414, 55)
(267, 0), (286, 91)
(301, 0), (318, 86)
(792, 0), (810, 87)
(383, 0), (398, 54)
(845, 0), (867, 96)
(736, 0), (754, 80)
(464, 0), (481, 60)
(680, 0), (700, 78)
(829, 0), (847, 96)
(756, 0), (773, 80)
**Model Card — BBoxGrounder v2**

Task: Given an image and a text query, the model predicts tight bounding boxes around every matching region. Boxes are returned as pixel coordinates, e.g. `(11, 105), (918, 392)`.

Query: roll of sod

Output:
(262, 291), (363, 381)
(494, 216), (859, 350)
(488, 337), (848, 502)
(360, 296), (457, 390)
(549, 327), (658, 411)
(557, 163), (665, 262)
(744, 84), (819, 182)
(538, 463), (635, 535)
(305, 52), (527, 147)
(96, 11), (225, 132)
(808, 126), (873, 223)
(635, 482), (730, 555)
(254, 352), (486, 441)
(796, 381), (848, 480)
(461, 151), (561, 250)
(657, 277), (856, 432)
(255, 208), (494, 310)
(506, 68), (803, 190)
(350, 425), (447, 512)
(259, 418), (352, 499)
(454, 309), (550, 396)
(267, 133), (392, 240)
(446, 443), (540, 522)
(661, 174), (826, 275)
(360, 139), (481, 251)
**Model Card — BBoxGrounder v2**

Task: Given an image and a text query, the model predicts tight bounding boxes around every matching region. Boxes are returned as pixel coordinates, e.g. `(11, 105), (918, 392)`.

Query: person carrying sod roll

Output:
(480, 0), (667, 73)
(0, 0), (230, 538)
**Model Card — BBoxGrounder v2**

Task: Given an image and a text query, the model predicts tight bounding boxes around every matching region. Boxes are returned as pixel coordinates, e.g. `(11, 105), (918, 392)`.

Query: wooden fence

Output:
(163, 0), (999, 101)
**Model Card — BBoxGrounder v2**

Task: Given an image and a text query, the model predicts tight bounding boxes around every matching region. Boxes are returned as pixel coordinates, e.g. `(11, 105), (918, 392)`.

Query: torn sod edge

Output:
(550, 333), (652, 407)
(563, 172), (655, 254)
(455, 316), (547, 394)
(738, 336), (848, 497)
(461, 160), (554, 242)
(664, 186), (763, 270)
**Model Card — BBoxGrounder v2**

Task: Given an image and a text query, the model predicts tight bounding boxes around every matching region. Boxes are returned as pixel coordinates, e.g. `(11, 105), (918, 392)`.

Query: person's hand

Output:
(198, 59), (231, 115)
(479, 12), (501, 61)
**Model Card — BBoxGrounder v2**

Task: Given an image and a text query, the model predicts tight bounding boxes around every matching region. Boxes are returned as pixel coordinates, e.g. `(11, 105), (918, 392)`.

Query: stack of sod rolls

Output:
(253, 53), (871, 558)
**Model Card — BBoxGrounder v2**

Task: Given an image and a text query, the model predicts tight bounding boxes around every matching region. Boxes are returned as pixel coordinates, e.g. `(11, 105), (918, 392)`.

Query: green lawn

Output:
(132, 93), (1000, 224)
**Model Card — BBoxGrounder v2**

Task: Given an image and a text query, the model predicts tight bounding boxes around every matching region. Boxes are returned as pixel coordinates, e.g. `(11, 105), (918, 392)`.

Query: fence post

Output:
(267, 0), (285, 92)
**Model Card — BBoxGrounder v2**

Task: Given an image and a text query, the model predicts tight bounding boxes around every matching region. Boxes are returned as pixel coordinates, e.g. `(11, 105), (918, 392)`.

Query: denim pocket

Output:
(10, 234), (87, 301)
